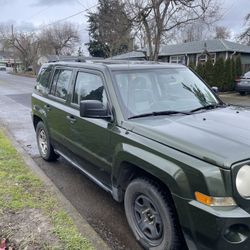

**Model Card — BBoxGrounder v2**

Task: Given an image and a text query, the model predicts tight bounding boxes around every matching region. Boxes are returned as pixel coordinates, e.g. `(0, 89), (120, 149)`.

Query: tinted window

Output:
(36, 66), (52, 93)
(50, 69), (72, 100)
(72, 72), (108, 106)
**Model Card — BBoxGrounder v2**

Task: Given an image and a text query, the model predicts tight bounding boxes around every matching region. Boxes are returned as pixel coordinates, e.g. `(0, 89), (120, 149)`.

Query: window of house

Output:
(72, 72), (108, 107)
(170, 55), (186, 64)
(197, 53), (216, 65)
(50, 69), (72, 100)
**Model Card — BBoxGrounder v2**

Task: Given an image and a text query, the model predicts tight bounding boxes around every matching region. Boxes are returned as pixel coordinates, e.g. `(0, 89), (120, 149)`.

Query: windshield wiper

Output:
(190, 103), (226, 113)
(128, 110), (191, 120)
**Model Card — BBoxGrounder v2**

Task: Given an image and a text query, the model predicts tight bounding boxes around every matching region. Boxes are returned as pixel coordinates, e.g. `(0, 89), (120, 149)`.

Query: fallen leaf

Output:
(0, 238), (6, 250)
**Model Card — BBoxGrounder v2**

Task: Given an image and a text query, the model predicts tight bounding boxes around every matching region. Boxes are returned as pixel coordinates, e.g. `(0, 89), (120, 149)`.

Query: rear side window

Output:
(72, 72), (108, 106)
(50, 69), (72, 100)
(36, 66), (52, 93)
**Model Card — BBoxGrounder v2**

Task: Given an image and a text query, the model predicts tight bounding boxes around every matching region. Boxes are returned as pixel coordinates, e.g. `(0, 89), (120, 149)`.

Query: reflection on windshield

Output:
(181, 83), (214, 107)
(113, 68), (218, 118)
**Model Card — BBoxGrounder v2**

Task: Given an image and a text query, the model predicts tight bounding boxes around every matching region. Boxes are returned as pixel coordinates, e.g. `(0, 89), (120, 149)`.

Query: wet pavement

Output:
(0, 71), (142, 250)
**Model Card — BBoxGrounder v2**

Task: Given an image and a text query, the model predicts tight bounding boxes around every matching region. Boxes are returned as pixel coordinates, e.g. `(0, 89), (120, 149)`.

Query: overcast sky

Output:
(0, 0), (249, 53)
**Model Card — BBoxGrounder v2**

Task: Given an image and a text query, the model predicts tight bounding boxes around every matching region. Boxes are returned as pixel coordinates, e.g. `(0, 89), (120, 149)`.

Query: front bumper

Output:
(173, 195), (250, 250)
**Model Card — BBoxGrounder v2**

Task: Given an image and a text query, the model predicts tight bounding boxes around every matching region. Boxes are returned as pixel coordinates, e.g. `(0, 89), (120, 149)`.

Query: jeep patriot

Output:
(32, 61), (250, 250)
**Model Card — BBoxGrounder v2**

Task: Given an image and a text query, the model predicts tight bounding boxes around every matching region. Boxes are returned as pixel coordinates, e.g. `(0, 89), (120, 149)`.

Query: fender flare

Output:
(112, 143), (192, 198)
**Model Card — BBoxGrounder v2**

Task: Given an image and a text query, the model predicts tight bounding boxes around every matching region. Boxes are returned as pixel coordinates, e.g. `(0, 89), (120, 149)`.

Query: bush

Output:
(213, 57), (224, 90)
(235, 56), (242, 78)
(224, 58), (233, 91)
(191, 55), (242, 92)
(196, 63), (205, 79)
(204, 58), (214, 86)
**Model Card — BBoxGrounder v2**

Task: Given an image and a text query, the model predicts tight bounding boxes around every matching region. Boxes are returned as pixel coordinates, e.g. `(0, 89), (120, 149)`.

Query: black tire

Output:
(124, 178), (184, 250)
(240, 91), (246, 96)
(36, 121), (59, 161)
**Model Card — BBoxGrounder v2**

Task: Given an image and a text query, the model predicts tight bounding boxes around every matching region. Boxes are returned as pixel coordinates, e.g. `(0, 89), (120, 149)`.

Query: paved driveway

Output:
(219, 92), (250, 107)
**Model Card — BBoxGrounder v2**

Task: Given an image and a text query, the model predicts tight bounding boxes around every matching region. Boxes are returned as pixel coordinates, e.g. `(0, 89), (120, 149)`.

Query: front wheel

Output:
(36, 121), (59, 161)
(124, 178), (184, 250)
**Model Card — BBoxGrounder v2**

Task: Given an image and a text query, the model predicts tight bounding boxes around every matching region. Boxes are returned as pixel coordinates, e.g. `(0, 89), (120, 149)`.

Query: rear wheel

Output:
(240, 91), (246, 96)
(36, 121), (59, 161)
(124, 178), (184, 250)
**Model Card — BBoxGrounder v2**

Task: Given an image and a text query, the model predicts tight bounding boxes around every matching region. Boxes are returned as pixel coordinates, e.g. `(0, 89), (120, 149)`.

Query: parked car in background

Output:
(0, 65), (7, 71)
(235, 71), (250, 95)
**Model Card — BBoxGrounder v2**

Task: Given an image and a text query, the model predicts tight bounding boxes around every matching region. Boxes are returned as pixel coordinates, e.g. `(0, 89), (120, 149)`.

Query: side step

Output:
(54, 150), (112, 194)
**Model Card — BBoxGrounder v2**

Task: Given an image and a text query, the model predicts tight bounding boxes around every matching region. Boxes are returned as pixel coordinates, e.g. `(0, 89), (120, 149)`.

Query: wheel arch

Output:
(111, 144), (192, 202)
(33, 114), (43, 129)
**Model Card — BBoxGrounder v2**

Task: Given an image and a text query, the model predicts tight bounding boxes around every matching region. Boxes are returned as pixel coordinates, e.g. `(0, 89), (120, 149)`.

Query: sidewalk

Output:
(0, 128), (110, 250)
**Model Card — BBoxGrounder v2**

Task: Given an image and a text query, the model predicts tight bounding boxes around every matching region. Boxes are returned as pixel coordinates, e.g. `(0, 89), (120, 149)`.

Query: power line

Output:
(26, 6), (51, 21)
(43, 3), (98, 28)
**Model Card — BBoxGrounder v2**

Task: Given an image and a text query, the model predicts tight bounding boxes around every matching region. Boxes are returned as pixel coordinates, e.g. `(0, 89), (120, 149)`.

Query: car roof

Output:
(243, 71), (250, 78)
(42, 60), (186, 71)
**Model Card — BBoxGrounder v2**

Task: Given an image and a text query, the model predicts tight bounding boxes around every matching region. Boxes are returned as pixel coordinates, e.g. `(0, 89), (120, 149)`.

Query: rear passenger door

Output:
(46, 67), (73, 151)
(67, 70), (113, 187)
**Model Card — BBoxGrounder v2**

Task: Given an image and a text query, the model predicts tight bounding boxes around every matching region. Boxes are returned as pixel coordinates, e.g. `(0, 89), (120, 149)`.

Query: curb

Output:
(3, 127), (110, 250)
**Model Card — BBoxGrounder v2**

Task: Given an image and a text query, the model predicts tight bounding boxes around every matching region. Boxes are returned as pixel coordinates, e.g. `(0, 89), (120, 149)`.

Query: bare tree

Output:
(172, 21), (211, 43)
(40, 22), (80, 56)
(239, 13), (250, 45)
(214, 25), (231, 39)
(0, 24), (40, 72)
(124, 0), (220, 60)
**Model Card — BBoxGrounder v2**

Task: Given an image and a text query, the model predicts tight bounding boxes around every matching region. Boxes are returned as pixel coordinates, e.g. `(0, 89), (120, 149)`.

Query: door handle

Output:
(44, 104), (51, 111)
(66, 115), (76, 124)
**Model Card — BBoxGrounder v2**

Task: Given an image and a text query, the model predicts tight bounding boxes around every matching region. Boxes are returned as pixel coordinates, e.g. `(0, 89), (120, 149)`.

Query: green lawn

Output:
(0, 130), (94, 250)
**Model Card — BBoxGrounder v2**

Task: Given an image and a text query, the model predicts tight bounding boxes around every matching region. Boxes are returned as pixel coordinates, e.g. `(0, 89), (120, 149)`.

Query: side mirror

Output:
(80, 100), (111, 119)
(211, 86), (219, 94)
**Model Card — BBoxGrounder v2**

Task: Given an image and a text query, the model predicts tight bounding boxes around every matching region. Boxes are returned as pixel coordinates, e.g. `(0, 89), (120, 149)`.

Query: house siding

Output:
(241, 53), (250, 72)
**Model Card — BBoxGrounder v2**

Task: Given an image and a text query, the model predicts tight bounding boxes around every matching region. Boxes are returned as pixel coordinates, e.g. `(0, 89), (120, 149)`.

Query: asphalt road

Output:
(0, 71), (142, 250)
(1, 71), (250, 250)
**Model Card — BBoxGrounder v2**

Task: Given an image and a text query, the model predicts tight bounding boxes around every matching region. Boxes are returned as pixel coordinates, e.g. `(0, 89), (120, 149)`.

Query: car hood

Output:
(123, 106), (250, 169)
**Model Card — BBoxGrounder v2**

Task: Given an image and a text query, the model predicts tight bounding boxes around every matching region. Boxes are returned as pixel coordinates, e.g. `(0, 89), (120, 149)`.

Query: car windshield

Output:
(112, 67), (219, 119)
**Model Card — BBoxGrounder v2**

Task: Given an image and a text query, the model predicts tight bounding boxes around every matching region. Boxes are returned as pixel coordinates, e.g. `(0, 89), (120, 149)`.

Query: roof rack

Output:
(89, 59), (162, 65)
(47, 57), (165, 65)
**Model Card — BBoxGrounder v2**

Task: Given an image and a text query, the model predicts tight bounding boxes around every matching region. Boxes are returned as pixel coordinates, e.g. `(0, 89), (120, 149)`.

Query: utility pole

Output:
(11, 24), (17, 73)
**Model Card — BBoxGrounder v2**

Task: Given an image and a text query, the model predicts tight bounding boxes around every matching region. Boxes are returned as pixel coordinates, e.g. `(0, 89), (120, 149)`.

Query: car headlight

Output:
(236, 165), (250, 198)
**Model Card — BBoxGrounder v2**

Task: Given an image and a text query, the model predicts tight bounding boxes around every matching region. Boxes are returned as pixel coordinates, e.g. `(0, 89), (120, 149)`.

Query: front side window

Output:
(113, 68), (219, 119)
(72, 72), (108, 107)
(50, 69), (72, 100)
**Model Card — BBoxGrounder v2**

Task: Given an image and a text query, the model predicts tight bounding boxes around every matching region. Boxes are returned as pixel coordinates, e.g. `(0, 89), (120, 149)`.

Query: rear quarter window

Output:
(36, 66), (53, 94)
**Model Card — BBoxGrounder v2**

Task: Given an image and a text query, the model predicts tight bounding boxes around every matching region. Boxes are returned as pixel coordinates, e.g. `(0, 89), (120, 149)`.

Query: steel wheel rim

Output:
(133, 194), (163, 244)
(38, 129), (48, 156)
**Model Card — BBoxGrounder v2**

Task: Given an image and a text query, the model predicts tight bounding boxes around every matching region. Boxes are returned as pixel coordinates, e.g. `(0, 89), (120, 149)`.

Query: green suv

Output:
(32, 61), (250, 250)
